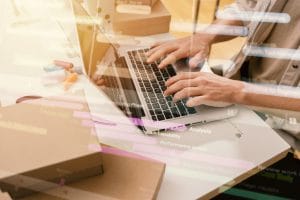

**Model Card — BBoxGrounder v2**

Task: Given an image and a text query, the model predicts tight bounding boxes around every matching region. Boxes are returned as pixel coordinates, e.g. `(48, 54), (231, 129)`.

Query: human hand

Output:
(146, 34), (212, 69)
(164, 72), (244, 107)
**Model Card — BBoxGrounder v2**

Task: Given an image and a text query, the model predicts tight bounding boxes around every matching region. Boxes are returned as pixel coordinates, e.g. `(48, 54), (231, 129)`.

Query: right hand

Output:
(146, 34), (213, 69)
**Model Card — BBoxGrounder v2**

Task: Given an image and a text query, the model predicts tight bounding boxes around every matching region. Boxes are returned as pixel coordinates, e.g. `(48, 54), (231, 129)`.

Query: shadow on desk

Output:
(213, 153), (300, 200)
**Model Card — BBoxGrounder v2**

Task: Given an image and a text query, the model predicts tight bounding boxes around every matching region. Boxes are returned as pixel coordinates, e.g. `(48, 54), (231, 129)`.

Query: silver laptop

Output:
(72, 0), (238, 134)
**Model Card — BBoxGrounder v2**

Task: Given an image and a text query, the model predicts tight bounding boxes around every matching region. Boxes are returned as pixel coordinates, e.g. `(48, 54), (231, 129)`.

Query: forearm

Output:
(234, 83), (300, 112)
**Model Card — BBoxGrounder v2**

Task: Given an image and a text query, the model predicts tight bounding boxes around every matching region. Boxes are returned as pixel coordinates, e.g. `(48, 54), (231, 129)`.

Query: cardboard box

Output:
(21, 146), (166, 200)
(113, 0), (171, 36)
(115, 0), (159, 15)
(0, 94), (103, 199)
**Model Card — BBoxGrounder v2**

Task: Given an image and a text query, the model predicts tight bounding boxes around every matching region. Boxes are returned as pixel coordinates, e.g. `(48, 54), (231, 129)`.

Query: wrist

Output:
(231, 80), (246, 104)
(195, 33), (215, 46)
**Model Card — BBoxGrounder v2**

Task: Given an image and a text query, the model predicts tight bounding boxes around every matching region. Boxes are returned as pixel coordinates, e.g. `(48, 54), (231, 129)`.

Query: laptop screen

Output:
(72, 0), (144, 116)
(72, 0), (111, 77)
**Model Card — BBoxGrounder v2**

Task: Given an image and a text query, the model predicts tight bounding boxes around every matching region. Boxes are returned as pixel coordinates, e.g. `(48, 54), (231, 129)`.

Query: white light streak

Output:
(217, 11), (291, 23)
(243, 45), (300, 60)
(171, 22), (248, 36)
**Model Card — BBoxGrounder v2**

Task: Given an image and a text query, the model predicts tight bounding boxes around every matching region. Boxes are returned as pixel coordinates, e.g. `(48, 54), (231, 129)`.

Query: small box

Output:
(22, 146), (166, 200)
(113, 0), (171, 36)
(0, 94), (103, 199)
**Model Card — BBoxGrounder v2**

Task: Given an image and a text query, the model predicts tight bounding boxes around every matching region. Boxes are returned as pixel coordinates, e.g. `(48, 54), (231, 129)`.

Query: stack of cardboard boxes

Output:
(113, 0), (171, 36)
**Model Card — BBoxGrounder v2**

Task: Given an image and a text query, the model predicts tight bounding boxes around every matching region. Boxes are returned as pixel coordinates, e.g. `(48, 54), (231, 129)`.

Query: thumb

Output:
(186, 96), (207, 107)
(187, 97), (232, 108)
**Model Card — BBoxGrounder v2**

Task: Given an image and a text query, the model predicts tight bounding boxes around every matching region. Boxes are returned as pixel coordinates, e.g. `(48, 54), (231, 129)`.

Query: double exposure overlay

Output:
(0, 0), (299, 200)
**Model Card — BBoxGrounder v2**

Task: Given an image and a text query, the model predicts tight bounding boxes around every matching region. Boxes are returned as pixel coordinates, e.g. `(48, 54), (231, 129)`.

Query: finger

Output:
(158, 50), (185, 69)
(146, 45), (162, 57)
(189, 52), (206, 69)
(164, 79), (199, 96)
(173, 87), (204, 101)
(147, 45), (178, 63)
(146, 41), (169, 56)
(150, 41), (164, 49)
(186, 96), (209, 107)
(165, 72), (202, 87)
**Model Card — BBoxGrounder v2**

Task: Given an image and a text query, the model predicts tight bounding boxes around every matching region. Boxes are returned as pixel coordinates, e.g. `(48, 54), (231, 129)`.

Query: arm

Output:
(164, 72), (300, 112)
(237, 84), (300, 112)
(240, 93), (300, 111)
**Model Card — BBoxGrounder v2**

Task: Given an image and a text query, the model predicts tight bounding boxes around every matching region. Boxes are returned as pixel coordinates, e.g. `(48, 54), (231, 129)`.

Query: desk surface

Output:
(85, 84), (290, 199)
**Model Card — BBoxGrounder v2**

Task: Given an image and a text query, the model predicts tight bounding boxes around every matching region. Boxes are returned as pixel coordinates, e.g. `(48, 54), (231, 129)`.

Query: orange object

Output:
(65, 73), (78, 83)
(54, 60), (74, 70)
(64, 73), (78, 91)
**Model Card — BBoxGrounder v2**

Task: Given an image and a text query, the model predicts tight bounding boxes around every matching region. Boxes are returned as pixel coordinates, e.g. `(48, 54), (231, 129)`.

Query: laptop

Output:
(71, 0), (238, 134)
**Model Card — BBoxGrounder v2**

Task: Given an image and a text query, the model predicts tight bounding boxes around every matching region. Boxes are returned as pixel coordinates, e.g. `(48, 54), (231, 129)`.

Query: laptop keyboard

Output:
(128, 48), (197, 121)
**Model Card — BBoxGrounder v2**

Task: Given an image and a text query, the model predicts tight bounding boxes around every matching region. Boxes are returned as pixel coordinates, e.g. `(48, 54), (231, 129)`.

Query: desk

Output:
(85, 83), (290, 199)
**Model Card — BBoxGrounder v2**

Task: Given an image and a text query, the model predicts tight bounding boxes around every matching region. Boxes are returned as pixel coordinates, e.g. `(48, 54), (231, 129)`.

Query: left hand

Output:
(164, 72), (245, 107)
